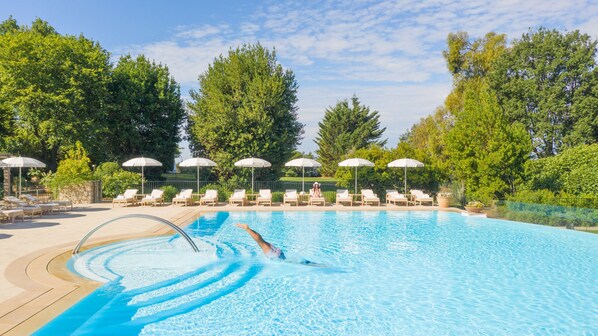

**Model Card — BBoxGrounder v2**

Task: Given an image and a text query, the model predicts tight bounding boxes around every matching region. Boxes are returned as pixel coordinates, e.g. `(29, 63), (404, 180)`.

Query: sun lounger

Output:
(16, 206), (43, 218)
(308, 188), (326, 206)
(283, 189), (299, 206)
(141, 189), (164, 206)
(386, 190), (409, 206)
(172, 189), (194, 206)
(256, 189), (272, 206)
(0, 209), (24, 223)
(199, 189), (218, 206)
(229, 189), (247, 206)
(361, 189), (380, 206)
(4, 196), (29, 208)
(112, 189), (138, 207)
(410, 189), (434, 206)
(336, 189), (352, 206)
(20, 194), (61, 213)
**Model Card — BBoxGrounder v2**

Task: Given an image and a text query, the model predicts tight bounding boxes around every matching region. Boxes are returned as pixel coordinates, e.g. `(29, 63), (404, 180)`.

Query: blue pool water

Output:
(36, 211), (597, 335)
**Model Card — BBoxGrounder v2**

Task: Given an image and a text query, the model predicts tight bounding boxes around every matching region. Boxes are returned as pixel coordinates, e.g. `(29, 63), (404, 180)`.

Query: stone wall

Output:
(58, 180), (102, 204)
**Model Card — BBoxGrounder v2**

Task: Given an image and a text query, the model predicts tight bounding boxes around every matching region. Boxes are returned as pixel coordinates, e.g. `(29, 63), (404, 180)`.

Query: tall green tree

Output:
(187, 43), (303, 181)
(491, 28), (598, 157)
(0, 18), (111, 168)
(315, 96), (386, 176)
(106, 55), (185, 172)
(445, 80), (531, 201)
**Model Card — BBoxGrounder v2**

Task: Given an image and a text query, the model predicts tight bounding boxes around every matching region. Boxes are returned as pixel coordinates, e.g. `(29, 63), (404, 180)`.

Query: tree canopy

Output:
(106, 54), (185, 171)
(187, 43), (303, 181)
(490, 28), (598, 157)
(315, 96), (386, 176)
(0, 18), (111, 169)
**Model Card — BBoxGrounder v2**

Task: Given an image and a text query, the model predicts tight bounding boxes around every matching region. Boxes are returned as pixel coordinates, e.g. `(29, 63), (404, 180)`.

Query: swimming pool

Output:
(36, 211), (597, 335)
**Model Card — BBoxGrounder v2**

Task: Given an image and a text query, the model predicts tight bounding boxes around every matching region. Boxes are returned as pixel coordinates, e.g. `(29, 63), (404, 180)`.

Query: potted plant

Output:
(436, 191), (451, 208)
(465, 201), (484, 213)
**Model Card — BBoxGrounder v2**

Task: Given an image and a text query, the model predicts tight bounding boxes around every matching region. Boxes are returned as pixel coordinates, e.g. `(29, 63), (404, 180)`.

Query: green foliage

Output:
(159, 185), (178, 202)
(188, 43), (303, 182)
(315, 96), (386, 177)
(93, 162), (121, 179)
(490, 28), (598, 157)
(523, 144), (598, 195)
(0, 18), (111, 169)
(101, 170), (141, 198)
(44, 141), (93, 194)
(443, 32), (507, 82)
(272, 191), (284, 203)
(445, 80), (531, 202)
(106, 55), (184, 171)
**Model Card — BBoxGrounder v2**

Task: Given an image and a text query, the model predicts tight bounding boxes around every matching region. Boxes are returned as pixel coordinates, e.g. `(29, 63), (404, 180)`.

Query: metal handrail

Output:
(72, 214), (199, 254)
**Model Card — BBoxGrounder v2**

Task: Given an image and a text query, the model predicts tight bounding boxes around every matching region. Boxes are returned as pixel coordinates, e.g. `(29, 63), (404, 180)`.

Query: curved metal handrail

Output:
(72, 214), (199, 254)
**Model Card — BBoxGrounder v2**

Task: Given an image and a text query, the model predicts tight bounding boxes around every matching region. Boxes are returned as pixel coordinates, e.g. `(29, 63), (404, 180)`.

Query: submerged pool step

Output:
(70, 256), (261, 335)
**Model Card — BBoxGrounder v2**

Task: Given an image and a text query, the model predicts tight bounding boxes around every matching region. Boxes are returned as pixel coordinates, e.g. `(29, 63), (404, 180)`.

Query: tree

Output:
(187, 43), (303, 181)
(0, 18), (111, 169)
(445, 80), (531, 202)
(315, 96), (386, 176)
(444, 32), (507, 84)
(491, 28), (598, 157)
(106, 55), (185, 172)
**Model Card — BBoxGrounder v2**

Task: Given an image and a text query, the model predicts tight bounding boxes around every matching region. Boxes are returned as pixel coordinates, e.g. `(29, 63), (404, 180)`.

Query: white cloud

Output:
(116, 0), (598, 156)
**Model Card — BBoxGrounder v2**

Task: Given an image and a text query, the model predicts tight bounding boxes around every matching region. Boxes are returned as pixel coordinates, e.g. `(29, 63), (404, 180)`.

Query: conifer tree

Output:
(315, 96), (386, 176)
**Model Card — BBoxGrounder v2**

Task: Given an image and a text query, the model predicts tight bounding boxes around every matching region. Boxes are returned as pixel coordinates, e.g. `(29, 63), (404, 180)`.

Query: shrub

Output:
(160, 185), (178, 202)
(44, 141), (93, 196)
(272, 191), (284, 203)
(93, 162), (120, 179)
(102, 170), (141, 198)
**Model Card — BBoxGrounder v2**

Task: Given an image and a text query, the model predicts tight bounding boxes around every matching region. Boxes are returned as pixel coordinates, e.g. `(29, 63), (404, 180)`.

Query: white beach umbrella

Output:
(234, 157), (271, 192)
(285, 158), (322, 192)
(122, 157), (162, 194)
(338, 158), (375, 193)
(2, 156), (46, 196)
(387, 158), (424, 193)
(179, 157), (217, 193)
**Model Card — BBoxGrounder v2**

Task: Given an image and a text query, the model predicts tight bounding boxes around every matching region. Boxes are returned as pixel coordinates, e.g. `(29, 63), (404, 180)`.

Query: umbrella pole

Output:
(251, 167), (254, 192)
(354, 166), (357, 193)
(19, 167), (22, 197)
(404, 166), (407, 194)
(141, 166), (144, 194)
(302, 167), (305, 193)
(196, 165), (200, 193)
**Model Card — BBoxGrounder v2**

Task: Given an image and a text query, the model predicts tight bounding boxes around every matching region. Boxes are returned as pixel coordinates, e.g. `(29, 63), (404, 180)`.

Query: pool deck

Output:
(0, 202), (477, 334)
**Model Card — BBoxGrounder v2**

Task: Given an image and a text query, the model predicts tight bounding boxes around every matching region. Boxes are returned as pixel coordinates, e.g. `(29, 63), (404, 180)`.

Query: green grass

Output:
(162, 173), (196, 181)
(279, 176), (337, 182)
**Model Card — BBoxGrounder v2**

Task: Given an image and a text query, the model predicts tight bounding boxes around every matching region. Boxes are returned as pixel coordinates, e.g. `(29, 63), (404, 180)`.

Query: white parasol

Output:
(338, 158), (374, 193)
(2, 156), (46, 196)
(234, 157), (271, 192)
(387, 158), (424, 193)
(285, 158), (322, 192)
(122, 157), (162, 194)
(179, 157), (217, 193)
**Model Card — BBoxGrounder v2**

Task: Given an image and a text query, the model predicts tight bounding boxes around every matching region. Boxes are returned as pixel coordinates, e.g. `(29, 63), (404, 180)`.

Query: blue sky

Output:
(3, 0), (598, 160)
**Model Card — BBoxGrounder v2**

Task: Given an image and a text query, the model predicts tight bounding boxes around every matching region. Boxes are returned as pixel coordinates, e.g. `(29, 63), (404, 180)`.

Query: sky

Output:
(3, 0), (598, 161)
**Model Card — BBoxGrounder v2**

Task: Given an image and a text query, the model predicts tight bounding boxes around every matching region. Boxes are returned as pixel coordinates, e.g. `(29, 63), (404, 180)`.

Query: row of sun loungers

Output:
(1, 194), (73, 223)
(111, 187), (439, 208)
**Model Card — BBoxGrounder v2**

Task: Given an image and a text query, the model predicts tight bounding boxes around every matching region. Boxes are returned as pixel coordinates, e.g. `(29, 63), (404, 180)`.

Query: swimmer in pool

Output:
(236, 223), (286, 260)
(236, 223), (325, 266)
